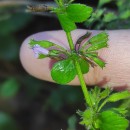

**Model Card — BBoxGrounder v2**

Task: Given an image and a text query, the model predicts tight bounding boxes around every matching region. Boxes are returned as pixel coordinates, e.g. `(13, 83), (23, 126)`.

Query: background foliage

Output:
(0, 0), (130, 130)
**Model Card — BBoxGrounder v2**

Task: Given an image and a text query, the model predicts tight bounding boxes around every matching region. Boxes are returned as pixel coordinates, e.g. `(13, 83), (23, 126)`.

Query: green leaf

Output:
(120, 10), (130, 19)
(88, 87), (101, 106)
(100, 88), (111, 100)
(66, 4), (93, 23)
(90, 32), (108, 44)
(79, 108), (93, 128)
(49, 50), (61, 56)
(111, 108), (128, 116)
(81, 32), (108, 51)
(29, 39), (55, 48)
(86, 52), (98, 57)
(92, 86), (101, 97)
(119, 98), (130, 110)
(0, 78), (20, 99)
(95, 9), (105, 18)
(103, 12), (117, 22)
(87, 54), (106, 68)
(51, 59), (76, 84)
(98, 110), (129, 130)
(93, 57), (106, 68)
(84, 9), (105, 27)
(108, 90), (130, 102)
(38, 54), (47, 59)
(57, 13), (77, 32)
(87, 32), (108, 51)
(87, 42), (108, 52)
(78, 58), (89, 74)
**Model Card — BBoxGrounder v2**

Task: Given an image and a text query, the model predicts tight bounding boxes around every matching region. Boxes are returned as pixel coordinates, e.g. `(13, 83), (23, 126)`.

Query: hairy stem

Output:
(66, 32), (92, 107)
(74, 60), (92, 106)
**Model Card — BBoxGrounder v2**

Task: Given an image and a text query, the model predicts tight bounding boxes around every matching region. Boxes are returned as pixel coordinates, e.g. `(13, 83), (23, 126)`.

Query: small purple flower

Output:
(32, 44), (49, 58)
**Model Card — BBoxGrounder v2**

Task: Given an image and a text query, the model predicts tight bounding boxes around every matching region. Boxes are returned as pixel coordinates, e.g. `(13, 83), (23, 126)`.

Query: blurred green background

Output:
(0, 0), (130, 130)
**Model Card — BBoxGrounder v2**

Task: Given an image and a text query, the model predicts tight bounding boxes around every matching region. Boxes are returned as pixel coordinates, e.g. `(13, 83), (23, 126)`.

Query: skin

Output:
(20, 29), (130, 90)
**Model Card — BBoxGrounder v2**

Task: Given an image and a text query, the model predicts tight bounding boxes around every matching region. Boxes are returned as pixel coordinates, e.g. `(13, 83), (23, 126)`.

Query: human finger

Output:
(20, 29), (130, 90)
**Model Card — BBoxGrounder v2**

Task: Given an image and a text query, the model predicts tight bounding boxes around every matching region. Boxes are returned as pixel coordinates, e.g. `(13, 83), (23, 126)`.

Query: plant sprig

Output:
(28, 0), (130, 130)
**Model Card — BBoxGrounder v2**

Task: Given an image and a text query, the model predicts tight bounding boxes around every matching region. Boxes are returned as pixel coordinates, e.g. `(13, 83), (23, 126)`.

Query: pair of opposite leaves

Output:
(29, 32), (108, 84)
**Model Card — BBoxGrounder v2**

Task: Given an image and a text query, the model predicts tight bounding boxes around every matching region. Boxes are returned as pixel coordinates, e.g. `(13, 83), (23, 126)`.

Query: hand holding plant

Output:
(20, 0), (130, 129)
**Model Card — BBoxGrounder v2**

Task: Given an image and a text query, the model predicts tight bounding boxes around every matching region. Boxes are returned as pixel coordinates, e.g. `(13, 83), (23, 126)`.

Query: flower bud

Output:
(32, 44), (49, 58)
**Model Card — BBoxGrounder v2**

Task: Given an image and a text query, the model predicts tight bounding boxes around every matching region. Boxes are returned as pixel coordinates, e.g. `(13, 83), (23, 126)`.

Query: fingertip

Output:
(20, 30), (130, 89)
(19, 29), (103, 85)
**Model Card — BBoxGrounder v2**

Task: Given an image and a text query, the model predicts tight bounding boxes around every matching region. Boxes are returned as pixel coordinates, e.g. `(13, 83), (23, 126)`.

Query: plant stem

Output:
(74, 60), (92, 106)
(66, 32), (92, 107)
(97, 98), (108, 112)
(66, 32), (75, 50)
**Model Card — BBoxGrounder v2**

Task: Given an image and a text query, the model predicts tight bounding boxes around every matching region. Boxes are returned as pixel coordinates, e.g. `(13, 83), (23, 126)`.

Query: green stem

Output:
(66, 32), (75, 50)
(66, 32), (92, 107)
(97, 98), (108, 112)
(74, 60), (92, 106)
